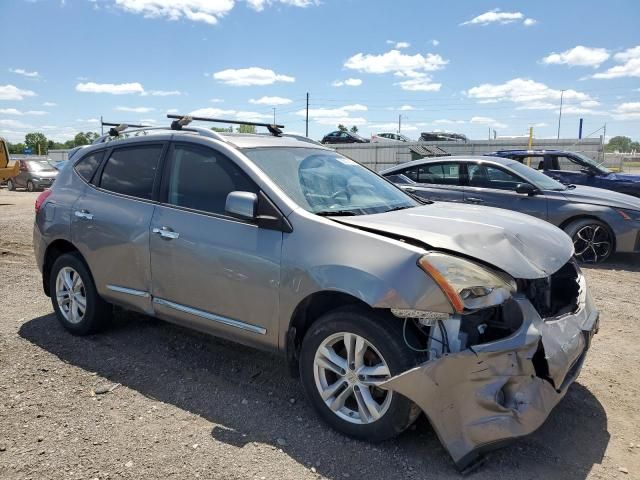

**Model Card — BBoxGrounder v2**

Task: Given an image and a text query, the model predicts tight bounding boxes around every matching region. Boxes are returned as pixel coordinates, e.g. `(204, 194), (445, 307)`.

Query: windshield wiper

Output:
(315, 210), (358, 217)
(383, 205), (414, 213)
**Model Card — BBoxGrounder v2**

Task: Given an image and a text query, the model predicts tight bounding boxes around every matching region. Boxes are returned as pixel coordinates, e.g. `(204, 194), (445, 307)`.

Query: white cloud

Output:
(466, 78), (594, 111)
(295, 104), (367, 127)
(394, 74), (441, 92)
(245, 0), (318, 12)
(395, 41), (410, 49)
(542, 46), (610, 68)
(592, 45), (640, 79)
(433, 119), (465, 125)
(76, 81), (145, 94)
(113, 0), (235, 25)
(461, 9), (525, 26)
(166, 108), (179, 114)
(76, 118), (101, 124)
(210, 98), (224, 103)
(0, 108), (48, 116)
(249, 96), (293, 105)
(9, 68), (39, 78)
(0, 119), (33, 129)
(399, 105), (415, 111)
(612, 102), (640, 120)
(189, 107), (272, 122)
(523, 18), (537, 26)
(213, 67), (295, 86)
(141, 89), (182, 96)
(345, 49), (448, 74)
(42, 102), (57, 107)
(115, 106), (155, 113)
(470, 116), (507, 129)
(0, 84), (36, 101)
(332, 78), (363, 87)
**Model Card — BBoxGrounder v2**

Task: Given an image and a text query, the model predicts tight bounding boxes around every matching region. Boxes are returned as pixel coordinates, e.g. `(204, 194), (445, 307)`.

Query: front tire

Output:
(6, 179), (15, 191)
(49, 252), (111, 335)
(299, 306), (420, 442)
(26, 180), (35, 192)
(564, 219), (614, 263)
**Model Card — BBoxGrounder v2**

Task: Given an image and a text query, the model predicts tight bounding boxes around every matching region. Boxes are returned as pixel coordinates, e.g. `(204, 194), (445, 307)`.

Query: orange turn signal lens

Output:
(417, 257), (465, 313)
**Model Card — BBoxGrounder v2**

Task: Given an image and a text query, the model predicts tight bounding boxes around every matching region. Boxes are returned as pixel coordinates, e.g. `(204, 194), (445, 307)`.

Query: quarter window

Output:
(74, 151), (104, 182)
(99, 145), (163, 200)
(165, 144), (257, 215)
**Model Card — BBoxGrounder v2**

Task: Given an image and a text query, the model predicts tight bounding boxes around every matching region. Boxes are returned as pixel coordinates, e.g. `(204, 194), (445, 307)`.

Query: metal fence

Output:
(333, 138), (604, 172)
(604, 153), (640, 174)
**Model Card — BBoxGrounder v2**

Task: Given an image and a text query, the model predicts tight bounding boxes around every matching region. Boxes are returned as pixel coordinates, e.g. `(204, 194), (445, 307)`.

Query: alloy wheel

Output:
(55, 267), (87, 324)
(573, 224), (612, 263)
(313, 332), (392, 424)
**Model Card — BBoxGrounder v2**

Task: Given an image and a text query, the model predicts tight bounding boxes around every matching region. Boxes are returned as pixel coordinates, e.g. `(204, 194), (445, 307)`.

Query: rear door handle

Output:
(74, 209), (94, 220)
(152, 226), (180, 240)
(465, 197), (484, 204)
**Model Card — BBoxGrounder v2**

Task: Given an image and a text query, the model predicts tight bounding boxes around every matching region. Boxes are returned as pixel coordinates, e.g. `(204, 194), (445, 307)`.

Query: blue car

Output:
(488, 149), (640, 198)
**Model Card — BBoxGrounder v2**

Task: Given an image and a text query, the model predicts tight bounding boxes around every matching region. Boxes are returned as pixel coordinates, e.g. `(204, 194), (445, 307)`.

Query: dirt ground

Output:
(0, 187), (639, 480)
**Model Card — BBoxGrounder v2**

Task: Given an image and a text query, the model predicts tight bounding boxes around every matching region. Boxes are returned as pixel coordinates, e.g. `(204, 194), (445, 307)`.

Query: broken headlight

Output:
(418, 252), (516, 313)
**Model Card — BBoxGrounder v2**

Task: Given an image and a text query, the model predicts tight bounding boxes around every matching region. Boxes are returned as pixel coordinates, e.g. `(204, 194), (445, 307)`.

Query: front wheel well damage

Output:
(42, 239), (82, 297)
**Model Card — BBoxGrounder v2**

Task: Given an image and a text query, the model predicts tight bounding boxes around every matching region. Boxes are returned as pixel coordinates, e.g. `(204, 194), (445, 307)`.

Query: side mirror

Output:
(580, 167), (596, 176)
(515, 183), (539, 196)
(225, 191), (258, 220)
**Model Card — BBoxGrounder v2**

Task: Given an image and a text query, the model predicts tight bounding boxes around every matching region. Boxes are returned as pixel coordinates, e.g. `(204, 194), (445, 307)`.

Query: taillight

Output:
(35, 189), (52, 214)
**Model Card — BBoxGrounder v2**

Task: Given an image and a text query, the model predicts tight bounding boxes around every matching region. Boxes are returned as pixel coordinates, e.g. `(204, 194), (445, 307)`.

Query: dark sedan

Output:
(321, 130), (370, 144)
(382, 156), (640, 263)
(488, 149), (640, 198)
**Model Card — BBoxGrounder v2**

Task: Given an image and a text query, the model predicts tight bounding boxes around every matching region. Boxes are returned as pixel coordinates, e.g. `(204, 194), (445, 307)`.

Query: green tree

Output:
(7, 142), (25, 154)
(212, 126), (232, 133)
(605, 136), (640, 152)
(236, 124), (256, 134)
(350, 125), (359, 133)
(337, 124), (347, 132)
(25, 132), (48, 155)
(73, 131), (99, 146)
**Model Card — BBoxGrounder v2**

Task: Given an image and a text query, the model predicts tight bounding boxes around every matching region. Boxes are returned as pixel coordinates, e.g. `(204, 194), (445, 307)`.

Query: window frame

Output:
(93, 141), (168, 203)
(158, 141), (261, 223)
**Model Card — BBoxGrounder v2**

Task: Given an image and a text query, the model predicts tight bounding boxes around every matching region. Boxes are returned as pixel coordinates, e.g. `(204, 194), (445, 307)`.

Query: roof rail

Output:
(167, 114), (285, 137)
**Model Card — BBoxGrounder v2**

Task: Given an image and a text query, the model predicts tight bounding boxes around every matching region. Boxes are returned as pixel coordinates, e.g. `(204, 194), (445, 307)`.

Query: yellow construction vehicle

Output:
(0, 137), (19, 182)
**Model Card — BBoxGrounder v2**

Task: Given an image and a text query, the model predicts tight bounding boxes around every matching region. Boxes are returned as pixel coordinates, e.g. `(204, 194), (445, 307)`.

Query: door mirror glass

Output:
(515, 183), (538, 195)
(225, 191), (258, 220)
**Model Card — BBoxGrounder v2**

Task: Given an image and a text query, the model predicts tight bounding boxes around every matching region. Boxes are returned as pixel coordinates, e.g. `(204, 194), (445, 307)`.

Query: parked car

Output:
(419, 132), (468, 142)
(488, 149), (640, 198)
(321, 130), (370, 144)
(7, 158), (59, 191)
(371, 132), (412, 143)
(382, 156), (640, 263)
(34, 121), (599, 470)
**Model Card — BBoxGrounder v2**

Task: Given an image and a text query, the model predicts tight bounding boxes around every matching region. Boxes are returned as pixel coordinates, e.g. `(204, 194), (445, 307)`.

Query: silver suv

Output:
(33, 117), (599, 470)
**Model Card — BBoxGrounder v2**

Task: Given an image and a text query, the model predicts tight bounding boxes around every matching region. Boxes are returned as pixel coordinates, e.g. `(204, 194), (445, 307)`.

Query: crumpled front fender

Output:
(380, 283), (599, 470)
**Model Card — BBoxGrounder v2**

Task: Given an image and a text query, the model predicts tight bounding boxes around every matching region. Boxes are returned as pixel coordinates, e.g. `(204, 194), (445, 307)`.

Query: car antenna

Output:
(167, 114), (285, 137)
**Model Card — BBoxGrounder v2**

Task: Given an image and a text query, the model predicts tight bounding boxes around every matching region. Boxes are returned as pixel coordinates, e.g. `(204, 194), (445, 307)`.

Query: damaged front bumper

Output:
(381, 274), (599, 470)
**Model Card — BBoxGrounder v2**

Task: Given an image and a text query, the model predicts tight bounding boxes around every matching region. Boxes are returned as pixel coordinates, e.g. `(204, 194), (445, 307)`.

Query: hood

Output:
(337, 202), (574, 279)
(558, 185), (640, 211)
(603, 172), (640, 183)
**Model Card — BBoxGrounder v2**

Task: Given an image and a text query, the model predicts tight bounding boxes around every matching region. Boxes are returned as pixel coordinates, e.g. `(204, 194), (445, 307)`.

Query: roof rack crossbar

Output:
(167, 114), (284, 136)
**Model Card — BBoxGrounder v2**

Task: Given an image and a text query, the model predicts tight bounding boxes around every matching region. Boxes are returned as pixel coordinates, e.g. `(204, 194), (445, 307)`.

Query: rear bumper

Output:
(381, 275), (598, 470)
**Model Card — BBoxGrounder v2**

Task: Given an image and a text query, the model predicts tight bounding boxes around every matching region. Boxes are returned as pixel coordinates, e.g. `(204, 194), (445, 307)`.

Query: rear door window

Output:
(74, 151), (104, 183)
(468, 164), (522, 190)
(99, 144), (164, 200)
(403, 163), (461, 185)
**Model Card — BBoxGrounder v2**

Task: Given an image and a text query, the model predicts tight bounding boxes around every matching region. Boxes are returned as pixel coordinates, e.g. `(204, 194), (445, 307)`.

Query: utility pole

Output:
(272, 108), (276, 125)
(398, 114), (402, 134)
(557, 89), (566, 139)
(305, 92), (309, 137)
(578, 118), (583, 139)
(100, 115), (104, 135)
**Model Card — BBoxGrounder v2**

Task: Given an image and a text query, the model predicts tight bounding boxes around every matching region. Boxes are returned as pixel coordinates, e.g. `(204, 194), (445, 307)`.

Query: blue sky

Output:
(1, 0), (639, 143)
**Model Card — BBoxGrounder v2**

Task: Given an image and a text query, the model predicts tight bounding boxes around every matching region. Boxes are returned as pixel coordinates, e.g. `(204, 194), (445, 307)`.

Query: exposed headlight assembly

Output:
(418, 252), (516, 313)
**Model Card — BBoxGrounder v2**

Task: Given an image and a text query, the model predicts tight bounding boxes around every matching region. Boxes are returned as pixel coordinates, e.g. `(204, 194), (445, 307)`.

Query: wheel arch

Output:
(42, 239), (86, 297)
(559, 215), (617, 254)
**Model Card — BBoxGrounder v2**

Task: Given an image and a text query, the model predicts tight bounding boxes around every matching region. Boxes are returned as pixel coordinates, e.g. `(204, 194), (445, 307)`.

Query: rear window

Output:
(99, 144), (163, 200)
(74, 151), (104, 182)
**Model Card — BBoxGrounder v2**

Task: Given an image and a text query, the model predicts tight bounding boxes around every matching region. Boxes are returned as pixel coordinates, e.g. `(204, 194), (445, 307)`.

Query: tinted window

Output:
(555, 155), (583, 171)
(166, 144), (257, 215)
(74, 151), (104, 182)
(403, 163), (460, 185)
(468, 164), (522, 190)
(100, 145), (163, 200)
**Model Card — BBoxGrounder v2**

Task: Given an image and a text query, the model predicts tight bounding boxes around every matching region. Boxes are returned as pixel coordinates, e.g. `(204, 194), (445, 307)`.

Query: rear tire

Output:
(27, 180), (35, 192)
(299, 306), (420, 442)
(6, 179), (15, 191)
(49, 252), (112, 335)
(564, 219), (614, 264)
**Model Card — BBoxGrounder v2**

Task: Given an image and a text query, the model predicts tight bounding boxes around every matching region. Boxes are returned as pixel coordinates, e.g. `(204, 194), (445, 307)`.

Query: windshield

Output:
(243, 147), (418, 215)
(507, 162), (568, 191)
(571, 152), (610, 174)
(27, 160), (56, 172)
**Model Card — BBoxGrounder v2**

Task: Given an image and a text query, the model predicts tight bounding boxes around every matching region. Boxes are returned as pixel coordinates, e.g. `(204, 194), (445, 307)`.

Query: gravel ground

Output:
(0, 187), (639, 480)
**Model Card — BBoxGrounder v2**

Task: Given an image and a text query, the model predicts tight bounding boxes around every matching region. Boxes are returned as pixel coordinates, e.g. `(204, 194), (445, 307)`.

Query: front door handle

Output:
(74, 209), (94, 220)
(152, 226), (180, 240)
(465, 197), (484, 204)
